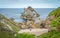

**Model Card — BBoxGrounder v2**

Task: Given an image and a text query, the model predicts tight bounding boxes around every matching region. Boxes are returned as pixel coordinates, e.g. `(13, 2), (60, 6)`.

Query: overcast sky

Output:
(0, 0), (60, 8)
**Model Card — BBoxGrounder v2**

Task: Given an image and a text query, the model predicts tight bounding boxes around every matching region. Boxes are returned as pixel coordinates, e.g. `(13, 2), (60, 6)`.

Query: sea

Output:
(0, 8), (55, 22)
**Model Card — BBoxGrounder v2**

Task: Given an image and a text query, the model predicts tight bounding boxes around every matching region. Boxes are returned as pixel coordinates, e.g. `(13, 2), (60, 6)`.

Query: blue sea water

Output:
(0, 8), (55, 22)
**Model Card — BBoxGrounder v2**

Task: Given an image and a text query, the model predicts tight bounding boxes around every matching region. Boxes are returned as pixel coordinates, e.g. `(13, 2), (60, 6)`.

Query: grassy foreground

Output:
(0, 30), (15, 38)
(15, 33), (35, 38)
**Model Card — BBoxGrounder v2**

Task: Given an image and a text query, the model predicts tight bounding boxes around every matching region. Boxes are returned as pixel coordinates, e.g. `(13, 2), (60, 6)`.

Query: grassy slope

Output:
(48, 7), (60, 27)
(38, 7), (60, 38)
(4, 19), (19, 32)
(48, 7), (60, 18)
(0, 24), (15, 38)
(0, 14), (19, 32)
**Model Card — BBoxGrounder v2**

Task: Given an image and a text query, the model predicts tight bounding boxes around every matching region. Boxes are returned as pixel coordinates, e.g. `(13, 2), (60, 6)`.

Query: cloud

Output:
(0, 0), (60, 8)
(0, 3), (58, 8)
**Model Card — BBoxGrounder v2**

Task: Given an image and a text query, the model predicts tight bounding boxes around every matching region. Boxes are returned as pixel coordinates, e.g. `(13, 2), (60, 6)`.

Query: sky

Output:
(0, 0), (60, 8)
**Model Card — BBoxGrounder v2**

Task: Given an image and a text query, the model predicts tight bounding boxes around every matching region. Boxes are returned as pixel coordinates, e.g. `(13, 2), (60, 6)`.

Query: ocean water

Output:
(0, 8), (55, 22)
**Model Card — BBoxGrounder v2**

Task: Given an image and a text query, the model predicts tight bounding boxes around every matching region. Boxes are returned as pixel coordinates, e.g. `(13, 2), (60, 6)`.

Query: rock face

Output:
(20, 6), (42, 29)
(21, 6), (40, 21)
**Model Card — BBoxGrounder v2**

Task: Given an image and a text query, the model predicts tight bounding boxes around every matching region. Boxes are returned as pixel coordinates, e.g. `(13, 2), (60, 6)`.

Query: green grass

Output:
(48, 7), (60, 17)
(50, 17), (60, 27)
(0, 24), (15, 38)
(0, 31), (15, 38)
(15, 33), (35, 38)
(37, 30), (60, 38)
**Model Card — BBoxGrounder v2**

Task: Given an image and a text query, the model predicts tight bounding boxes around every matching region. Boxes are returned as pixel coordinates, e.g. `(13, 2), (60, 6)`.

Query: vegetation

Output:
(0, 25), (15, 38)
(37, 30), (60, 38)
(38, 7), (60, 38)
(0, 14), (19, 32)
(49, 7), (60, 31)
(48, 7), (60, 18)
(0, 31), (15, 38)
(50, 17), (60, 27)
(15, 33), (35, 38)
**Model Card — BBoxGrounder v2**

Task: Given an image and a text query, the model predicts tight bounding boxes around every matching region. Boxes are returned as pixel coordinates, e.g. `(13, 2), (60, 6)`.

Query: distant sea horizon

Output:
(0, 8), (55, 22)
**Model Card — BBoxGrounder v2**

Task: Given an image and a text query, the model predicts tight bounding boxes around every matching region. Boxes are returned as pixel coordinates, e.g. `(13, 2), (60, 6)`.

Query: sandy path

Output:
(18, 29), (48, 36)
